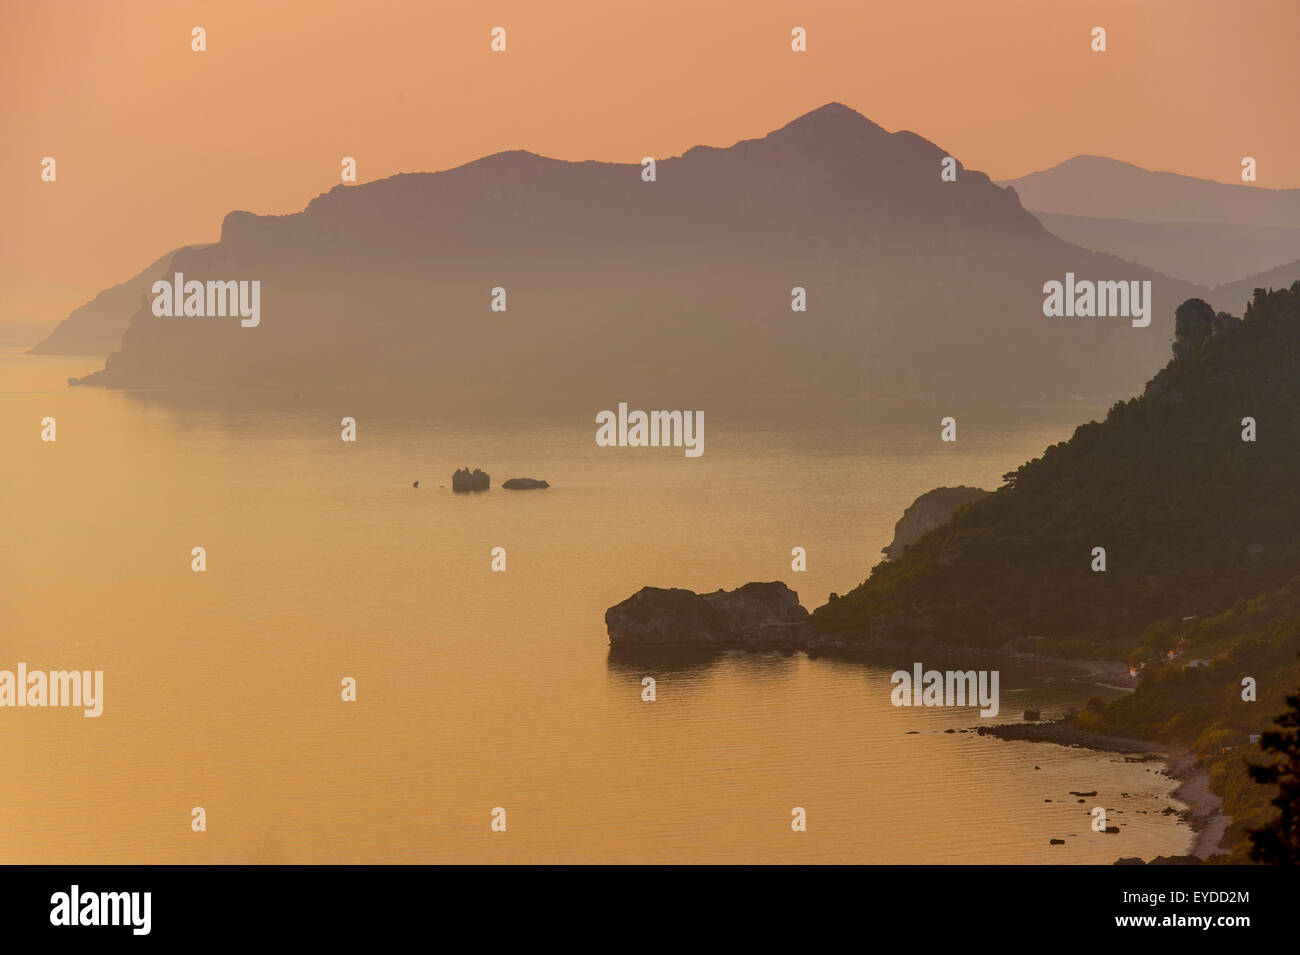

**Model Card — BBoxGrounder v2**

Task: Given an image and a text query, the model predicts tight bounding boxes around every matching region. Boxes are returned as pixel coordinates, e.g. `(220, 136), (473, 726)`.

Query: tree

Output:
(1248, 688), (1300, 863)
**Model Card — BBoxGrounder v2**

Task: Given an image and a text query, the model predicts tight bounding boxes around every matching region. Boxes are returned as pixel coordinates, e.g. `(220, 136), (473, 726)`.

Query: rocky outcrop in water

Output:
(452, 467), (490, 492)
(605, 581), (812, 648)
(502, 478), (549, 490)
(882, 486), (989, 558)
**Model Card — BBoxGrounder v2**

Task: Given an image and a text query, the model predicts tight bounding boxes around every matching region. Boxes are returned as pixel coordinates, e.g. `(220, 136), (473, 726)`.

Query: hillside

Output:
(68, 104), (1196, 418)
(1208, 258), (1300, 316)
(1001, 156), (1300, 227)
(1030, 211), (1300, 287)
(30, 245), (208, 356)
(812, 285), (1300, 657)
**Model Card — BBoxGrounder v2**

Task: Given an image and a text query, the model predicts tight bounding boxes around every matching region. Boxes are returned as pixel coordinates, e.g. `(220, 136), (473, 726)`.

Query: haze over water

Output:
(1, 349), (1195, 862)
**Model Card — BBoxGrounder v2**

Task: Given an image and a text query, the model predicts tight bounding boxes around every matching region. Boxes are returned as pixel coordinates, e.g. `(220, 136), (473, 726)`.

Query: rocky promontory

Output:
(605, 582), (815, 649)
(502, 477), (549, 490)
(882, 486), (989, 558)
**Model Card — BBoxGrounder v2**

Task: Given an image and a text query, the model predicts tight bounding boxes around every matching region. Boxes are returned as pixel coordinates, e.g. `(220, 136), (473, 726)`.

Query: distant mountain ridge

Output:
(1000, 155), (1300, 227)
(70, 104), (1201, 414)
(1028, 212), (1300, 287)
(1208, 258), (1300, 315)
(1000, 157), (1300, 293)
(30, 245), (210, 355)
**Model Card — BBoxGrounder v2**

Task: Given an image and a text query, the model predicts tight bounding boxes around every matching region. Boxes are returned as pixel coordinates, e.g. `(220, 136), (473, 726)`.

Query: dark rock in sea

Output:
(605, 581), (812, 648)
(604, 587), (731, 647)
(502, 478), (549, 490)
(882, 486), (989, 559)
(452, 467), (490, 492)
(704, 582), (810, 641)
(1104, 826), (1120, 834)
(1069, 790), (1098, 797)
(412, 481), (419, 488)
(1050, 839), (1065, 845)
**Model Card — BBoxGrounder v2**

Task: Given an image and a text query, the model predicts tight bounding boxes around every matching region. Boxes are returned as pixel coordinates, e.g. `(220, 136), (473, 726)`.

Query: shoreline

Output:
(977, 719), (1231, 861)
(1166, 749), (1232, 859)
(611, 624), (1236, 861)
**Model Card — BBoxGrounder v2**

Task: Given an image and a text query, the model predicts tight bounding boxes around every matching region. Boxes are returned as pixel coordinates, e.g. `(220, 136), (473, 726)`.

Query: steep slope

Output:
(812, 285), (1300, 655)
(74, 105), (1198, 417)
(31, 245), (208, 355)
(882, 486), (989, 559)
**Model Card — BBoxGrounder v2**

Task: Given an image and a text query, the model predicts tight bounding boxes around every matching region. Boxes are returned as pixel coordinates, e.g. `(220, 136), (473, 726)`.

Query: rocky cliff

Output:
(882, 486), (990, 559)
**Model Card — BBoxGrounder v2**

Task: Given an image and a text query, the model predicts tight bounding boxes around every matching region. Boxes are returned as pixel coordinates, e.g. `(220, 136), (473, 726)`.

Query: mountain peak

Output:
(768, 102), (886, 140)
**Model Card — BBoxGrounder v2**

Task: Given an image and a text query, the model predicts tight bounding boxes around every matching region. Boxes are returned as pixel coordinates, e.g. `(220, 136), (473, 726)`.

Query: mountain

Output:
(1001, 156), (1300, 227)
(1208, 257), (1300, 315)
(70, 104), (1199, 418)
(811, 285), (1300, 657)
(1029, 212), (1300, 287)
(30, 245), (208, 355)
(1000, 157), (1300, 289)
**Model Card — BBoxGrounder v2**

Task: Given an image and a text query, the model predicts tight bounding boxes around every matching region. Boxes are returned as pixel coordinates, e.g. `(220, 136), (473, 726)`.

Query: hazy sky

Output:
(3, 0), (1297, 330)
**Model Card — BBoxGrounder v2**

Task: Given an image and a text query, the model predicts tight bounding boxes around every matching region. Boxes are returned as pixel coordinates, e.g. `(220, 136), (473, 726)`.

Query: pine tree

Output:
(1249, 688), (1300, 863)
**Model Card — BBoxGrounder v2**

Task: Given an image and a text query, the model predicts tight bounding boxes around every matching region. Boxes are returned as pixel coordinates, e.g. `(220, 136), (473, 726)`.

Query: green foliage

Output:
(805, 285), (1300, 859)
(812, 284), (1300, 651)
(1248, 689), (1300, 863)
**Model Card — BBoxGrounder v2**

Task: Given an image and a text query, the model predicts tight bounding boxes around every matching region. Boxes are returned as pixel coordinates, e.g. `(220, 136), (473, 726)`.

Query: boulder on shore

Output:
(502, 477), (549, 490)
(452, 467), (490, 492)
(605, 581), (810, 648)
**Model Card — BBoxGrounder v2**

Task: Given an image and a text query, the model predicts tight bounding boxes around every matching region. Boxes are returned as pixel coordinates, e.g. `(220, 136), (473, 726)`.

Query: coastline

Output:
(609, 600), (1237, 861)
(977, 718), (1231, 861)
(1166, 749), (1232, 859)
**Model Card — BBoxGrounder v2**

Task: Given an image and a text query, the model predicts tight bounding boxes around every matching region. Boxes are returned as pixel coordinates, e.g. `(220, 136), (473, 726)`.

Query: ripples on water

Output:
(0, 350), (1193, 862)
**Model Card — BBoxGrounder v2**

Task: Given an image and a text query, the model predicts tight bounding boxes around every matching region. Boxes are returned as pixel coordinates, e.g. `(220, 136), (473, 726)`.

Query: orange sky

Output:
(3, 0), (1297, 331)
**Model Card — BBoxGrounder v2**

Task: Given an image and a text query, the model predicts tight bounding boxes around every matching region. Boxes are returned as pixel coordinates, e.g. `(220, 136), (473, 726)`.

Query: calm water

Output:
(0, 348), (1195, 862)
